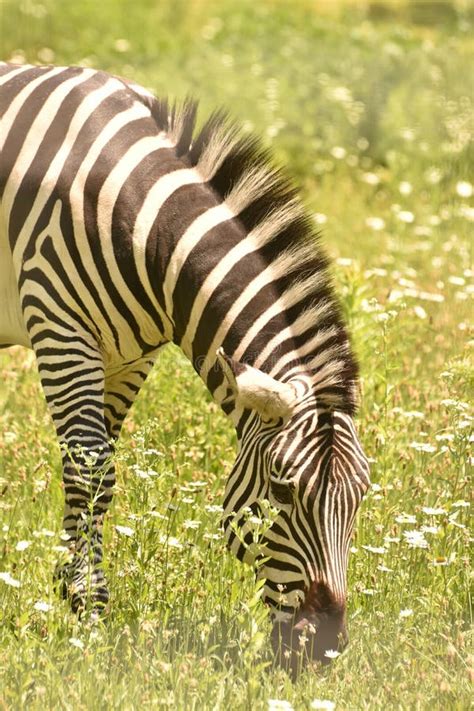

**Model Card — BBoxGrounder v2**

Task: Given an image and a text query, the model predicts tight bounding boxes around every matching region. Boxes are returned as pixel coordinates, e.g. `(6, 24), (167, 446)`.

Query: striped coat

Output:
(0, 63), (370, 674)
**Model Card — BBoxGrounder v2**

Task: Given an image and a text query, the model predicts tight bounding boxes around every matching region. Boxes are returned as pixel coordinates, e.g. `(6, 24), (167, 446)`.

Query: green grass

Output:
(0, 1), (472, 708)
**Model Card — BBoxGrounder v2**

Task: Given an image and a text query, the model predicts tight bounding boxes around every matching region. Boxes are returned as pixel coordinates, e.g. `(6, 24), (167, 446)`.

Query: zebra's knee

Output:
(62, 440), (115, 512)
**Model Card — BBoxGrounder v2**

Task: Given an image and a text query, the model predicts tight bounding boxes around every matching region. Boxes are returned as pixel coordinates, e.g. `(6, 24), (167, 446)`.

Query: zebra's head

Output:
(217, 350), (370, 675)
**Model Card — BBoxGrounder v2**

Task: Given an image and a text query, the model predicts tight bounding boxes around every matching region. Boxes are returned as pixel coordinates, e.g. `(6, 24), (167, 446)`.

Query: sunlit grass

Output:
(0, 0), (472, 708)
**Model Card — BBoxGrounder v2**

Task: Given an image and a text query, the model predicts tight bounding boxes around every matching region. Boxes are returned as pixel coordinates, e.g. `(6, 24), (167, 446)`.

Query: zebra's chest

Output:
(0, 221), (30, 348)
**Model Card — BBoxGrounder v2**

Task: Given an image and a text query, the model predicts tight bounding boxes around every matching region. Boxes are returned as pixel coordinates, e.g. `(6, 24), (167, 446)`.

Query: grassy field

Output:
(0, 1), (472, 709)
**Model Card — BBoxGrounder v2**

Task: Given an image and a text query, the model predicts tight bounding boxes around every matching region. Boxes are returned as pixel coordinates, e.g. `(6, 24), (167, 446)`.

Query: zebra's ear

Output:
(216, 348), (298, 420)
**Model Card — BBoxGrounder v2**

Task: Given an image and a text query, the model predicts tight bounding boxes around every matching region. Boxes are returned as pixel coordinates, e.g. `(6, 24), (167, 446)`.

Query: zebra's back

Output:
(0, 63), (186, 361)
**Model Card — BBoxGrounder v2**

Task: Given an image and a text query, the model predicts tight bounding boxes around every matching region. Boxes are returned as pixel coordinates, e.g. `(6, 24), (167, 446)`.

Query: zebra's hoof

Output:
(70, 588), (109, 618)
(53, 563), (109, 617)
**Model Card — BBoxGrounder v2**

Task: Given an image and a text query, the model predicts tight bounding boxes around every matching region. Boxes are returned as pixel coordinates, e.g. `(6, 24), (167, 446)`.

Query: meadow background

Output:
(0, 0), (472, 708)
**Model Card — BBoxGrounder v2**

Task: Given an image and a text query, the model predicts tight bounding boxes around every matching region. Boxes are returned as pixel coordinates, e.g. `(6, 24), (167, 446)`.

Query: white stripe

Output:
(0, 63), (33, 88)
(133, 167), (211, 339)
(211, 285), (330, 406)
(161, 202), (234, 321)
(255, 307), (335, 374)
(179, 205), (300, 357)
(13, 78), (122, 263)
(4, 69), (94, 219)
(199, 247), (301, 389)
(0, 66), (67, 154)
(19, 200), (98, 332)
(96, 134), (175, 343)
(65, 106), (161, 359)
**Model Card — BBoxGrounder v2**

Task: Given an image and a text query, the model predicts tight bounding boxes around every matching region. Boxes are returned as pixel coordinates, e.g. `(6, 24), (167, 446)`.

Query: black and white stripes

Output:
(0, 63), (369, 665)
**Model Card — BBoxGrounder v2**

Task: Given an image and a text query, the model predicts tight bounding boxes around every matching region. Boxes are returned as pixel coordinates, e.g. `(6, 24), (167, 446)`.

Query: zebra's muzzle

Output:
(270, 581), (347, 678)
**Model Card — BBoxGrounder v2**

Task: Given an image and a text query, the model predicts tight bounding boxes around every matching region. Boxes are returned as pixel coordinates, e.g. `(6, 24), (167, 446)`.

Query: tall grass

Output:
(0, 1), (472, 708)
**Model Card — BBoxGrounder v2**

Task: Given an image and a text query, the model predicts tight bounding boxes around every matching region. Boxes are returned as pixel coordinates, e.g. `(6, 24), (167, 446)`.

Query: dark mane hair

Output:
(128, 90), (358, 414)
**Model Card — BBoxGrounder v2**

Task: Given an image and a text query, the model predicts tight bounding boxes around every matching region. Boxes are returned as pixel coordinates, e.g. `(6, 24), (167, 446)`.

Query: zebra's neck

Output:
(170, 221), (308, 411)
(125, 93), (358, 418)
(143, 172), (349, 421)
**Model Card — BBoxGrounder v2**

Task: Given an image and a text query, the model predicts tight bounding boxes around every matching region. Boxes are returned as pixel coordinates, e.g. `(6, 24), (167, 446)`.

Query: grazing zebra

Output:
(0, 63), (370, 674)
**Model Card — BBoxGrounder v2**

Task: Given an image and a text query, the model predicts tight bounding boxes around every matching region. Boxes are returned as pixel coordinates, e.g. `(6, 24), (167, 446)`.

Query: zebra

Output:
(0, 62), (370, 675)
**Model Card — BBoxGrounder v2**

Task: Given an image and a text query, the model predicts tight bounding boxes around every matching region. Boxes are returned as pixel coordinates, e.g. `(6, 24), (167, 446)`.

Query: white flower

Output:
(425, 167), (442, 184)
(418, 290), (444, 303)
(34, 601), (52, 612)
(395, 513), (417, 524)
(148, 511), (166, 520)
(132, 466), (158, 480)
(37, 47), (55, 63)
(402, 410), (425, 419)
(329, 86), (352, 102)
(115, 525), (134, 537)
(459, 205), (474, 221)
(403, 529), (429, 549)
(33, 529), (55, 538)
(268, 700), (294, 711)
(362, 545), (386, 555)
(398, 210), (415, 223)
(183, 519), (200, 530)
(69, 637), (84, 649)
(205, 504), (223, 514)
(366, 216), (385, 231)
(422, 507), (446, 516)
(456, 181), (473, 198)
(324, 649), (340, 659)
(159, 535), (183, 549)
(413, 305), (427, 319)
(114, 38), (130, 53)
(399, 181), (412, 195)
(448, 512), (466, 529)
(421, 525), (439, 535)
(432, 557), (449, 566)
(52, 545), (70, 553)
(399, 608), (413, 618)
(361, 171), (379, 185)
(15, 540), (31, 551)
(311, 700), (336, 710)
(0, 572), (21, 588)
(409, 442), (436, 453)
(448, 275), (466, 287)
(435, 433), (454, 442)
(365, 268), (387, 278)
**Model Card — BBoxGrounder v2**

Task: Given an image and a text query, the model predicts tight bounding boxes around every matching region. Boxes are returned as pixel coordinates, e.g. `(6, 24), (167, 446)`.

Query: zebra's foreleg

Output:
(33, 342), (114, 613)
(56, 439), (115, 613)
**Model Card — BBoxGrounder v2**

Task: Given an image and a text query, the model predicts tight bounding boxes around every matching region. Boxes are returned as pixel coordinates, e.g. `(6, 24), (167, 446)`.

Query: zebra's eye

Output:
(269, 478), (295, 505)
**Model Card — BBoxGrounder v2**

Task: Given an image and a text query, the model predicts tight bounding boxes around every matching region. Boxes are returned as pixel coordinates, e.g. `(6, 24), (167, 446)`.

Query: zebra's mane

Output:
(141, 94), (359, 414)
